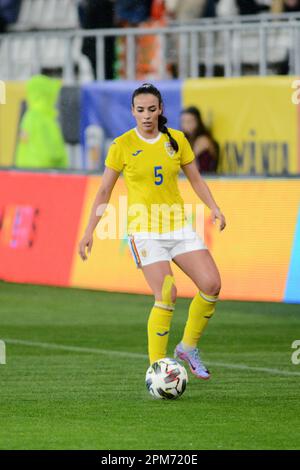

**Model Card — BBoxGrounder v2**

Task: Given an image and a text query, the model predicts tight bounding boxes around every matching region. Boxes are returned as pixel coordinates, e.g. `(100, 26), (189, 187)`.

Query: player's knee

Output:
(205, 278), (221, 297)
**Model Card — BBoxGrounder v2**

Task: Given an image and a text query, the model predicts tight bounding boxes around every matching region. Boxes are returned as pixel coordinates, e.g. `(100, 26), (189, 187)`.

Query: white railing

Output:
(0, 12), (300, 82)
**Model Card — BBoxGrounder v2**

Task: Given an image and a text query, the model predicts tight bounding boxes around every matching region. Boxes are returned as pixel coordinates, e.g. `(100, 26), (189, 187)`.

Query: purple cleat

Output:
(174, 343), (211, 380)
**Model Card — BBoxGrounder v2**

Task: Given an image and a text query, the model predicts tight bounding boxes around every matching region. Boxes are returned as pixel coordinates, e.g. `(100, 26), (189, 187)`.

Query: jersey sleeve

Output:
(105, 140), (124, 173)
(180, 136), (195, 166)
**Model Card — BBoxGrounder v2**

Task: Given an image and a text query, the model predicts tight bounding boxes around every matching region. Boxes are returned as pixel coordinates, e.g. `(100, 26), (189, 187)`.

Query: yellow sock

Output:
(147, 274), (175, 364)
(182, 291), (218, 349)
(148, 303), (175, 364)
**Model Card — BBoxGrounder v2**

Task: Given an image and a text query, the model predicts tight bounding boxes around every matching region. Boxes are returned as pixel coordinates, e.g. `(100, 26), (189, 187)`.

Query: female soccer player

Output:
(78, 83), (226, 380)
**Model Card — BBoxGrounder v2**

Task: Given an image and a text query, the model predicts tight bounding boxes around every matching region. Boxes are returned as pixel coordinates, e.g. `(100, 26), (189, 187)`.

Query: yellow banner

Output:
(183, 77), (299, 175)
(70, 176), (300, 302)
(0, 81), (26, 167)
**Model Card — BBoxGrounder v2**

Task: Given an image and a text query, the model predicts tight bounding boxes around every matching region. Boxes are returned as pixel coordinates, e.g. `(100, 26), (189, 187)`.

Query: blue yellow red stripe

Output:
(129, 237), (141, 267)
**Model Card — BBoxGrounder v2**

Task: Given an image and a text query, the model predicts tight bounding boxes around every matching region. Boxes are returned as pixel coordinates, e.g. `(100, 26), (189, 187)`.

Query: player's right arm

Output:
(78, 166), (120, 261)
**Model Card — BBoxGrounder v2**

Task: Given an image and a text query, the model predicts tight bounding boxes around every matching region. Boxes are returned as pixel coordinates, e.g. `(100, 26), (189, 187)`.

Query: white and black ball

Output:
(145, 357), (188, 400)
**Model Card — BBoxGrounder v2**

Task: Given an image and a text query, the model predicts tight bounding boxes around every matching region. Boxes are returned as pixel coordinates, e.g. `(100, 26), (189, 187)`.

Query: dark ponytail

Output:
(158, 114), (179, 153)
(132, 83), (179, 153)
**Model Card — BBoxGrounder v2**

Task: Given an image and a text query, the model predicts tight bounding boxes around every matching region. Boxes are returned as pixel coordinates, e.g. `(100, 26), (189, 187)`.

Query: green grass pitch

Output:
(0, 281), (300, 450)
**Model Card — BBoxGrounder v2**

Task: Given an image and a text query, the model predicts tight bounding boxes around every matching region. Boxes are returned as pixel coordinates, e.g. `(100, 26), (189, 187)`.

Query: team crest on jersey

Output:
(165, 142), (175, 157)
(141, 249), (147, 258)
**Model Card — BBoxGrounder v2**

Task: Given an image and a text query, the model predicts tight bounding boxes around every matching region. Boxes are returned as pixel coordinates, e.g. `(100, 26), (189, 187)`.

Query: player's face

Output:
(181, 112), (198, 136)
(132, 94), (162, 134)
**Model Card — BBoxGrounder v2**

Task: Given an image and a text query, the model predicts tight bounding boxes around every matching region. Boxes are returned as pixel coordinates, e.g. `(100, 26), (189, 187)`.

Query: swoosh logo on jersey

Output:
(132, 150), (143, 156)
(156, 331), (169, 337)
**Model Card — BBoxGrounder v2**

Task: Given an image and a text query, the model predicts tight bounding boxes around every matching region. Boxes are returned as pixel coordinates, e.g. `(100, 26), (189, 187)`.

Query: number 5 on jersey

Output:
(154, 166), (163, 185)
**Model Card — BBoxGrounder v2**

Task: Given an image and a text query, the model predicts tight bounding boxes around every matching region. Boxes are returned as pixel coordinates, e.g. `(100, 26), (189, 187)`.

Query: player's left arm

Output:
(181, 160), (226, 231)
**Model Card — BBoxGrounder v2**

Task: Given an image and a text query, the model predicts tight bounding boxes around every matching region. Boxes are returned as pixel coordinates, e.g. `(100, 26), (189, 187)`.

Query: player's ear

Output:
(131, 105), (135, 116)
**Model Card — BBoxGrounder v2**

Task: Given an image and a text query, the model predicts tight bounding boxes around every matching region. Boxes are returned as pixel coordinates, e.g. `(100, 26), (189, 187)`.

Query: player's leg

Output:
(141, 261), (177, 365)
(172, 249), (221, 379)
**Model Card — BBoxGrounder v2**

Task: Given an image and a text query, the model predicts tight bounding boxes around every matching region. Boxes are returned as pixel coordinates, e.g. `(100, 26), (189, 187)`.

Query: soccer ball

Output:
(145, 357), (188, 400)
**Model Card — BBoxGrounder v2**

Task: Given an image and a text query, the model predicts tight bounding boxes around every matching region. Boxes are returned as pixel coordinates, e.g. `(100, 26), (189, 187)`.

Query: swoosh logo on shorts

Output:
(156, 331), (169, 337)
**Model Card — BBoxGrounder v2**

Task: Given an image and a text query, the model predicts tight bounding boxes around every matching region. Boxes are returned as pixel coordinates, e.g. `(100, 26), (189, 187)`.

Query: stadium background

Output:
(1, 77), (299, 303)
(1, 0), (300, 452)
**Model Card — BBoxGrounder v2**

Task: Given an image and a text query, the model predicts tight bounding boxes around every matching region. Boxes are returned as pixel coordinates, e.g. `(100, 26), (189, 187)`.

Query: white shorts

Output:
(128, 231), (206, 268)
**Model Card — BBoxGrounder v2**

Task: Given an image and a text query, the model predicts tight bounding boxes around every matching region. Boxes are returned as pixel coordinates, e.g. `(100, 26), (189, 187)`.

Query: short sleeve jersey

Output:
(105, 128), (195, 235)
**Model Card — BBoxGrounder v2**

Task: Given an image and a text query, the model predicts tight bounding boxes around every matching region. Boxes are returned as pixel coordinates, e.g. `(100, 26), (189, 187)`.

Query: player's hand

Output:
(211, 207), (226, 231)
(78, 231), (93, 261)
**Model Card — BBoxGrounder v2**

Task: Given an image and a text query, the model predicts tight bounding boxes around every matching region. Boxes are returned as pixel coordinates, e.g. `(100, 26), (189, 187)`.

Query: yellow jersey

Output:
(105, 127), (195, 235)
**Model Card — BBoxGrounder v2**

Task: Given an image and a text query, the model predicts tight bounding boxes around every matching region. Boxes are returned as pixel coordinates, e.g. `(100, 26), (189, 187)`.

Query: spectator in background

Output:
(165, 0), (207, 21)
(115, 0), (152, 25)
(283, 0), (300, 11)
(150, 0), (166, 20)
(271, 0), (300, 73)
(216, 0), (298, 16)
(78, 0), (115, 79)
(272, 0), (300, 11)
(0, 0), (22, 33)
(236, 0), (272, 15)
(181, 106), (219, 173)
(202, 0), (220, 17)
(216, 0), (238, 16)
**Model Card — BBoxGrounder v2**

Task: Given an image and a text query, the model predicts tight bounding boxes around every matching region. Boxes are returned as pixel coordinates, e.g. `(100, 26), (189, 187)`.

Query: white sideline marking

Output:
(4, 338), (147, 359)
(205, 361), (300, 377)
(4, 338), (300, 377)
